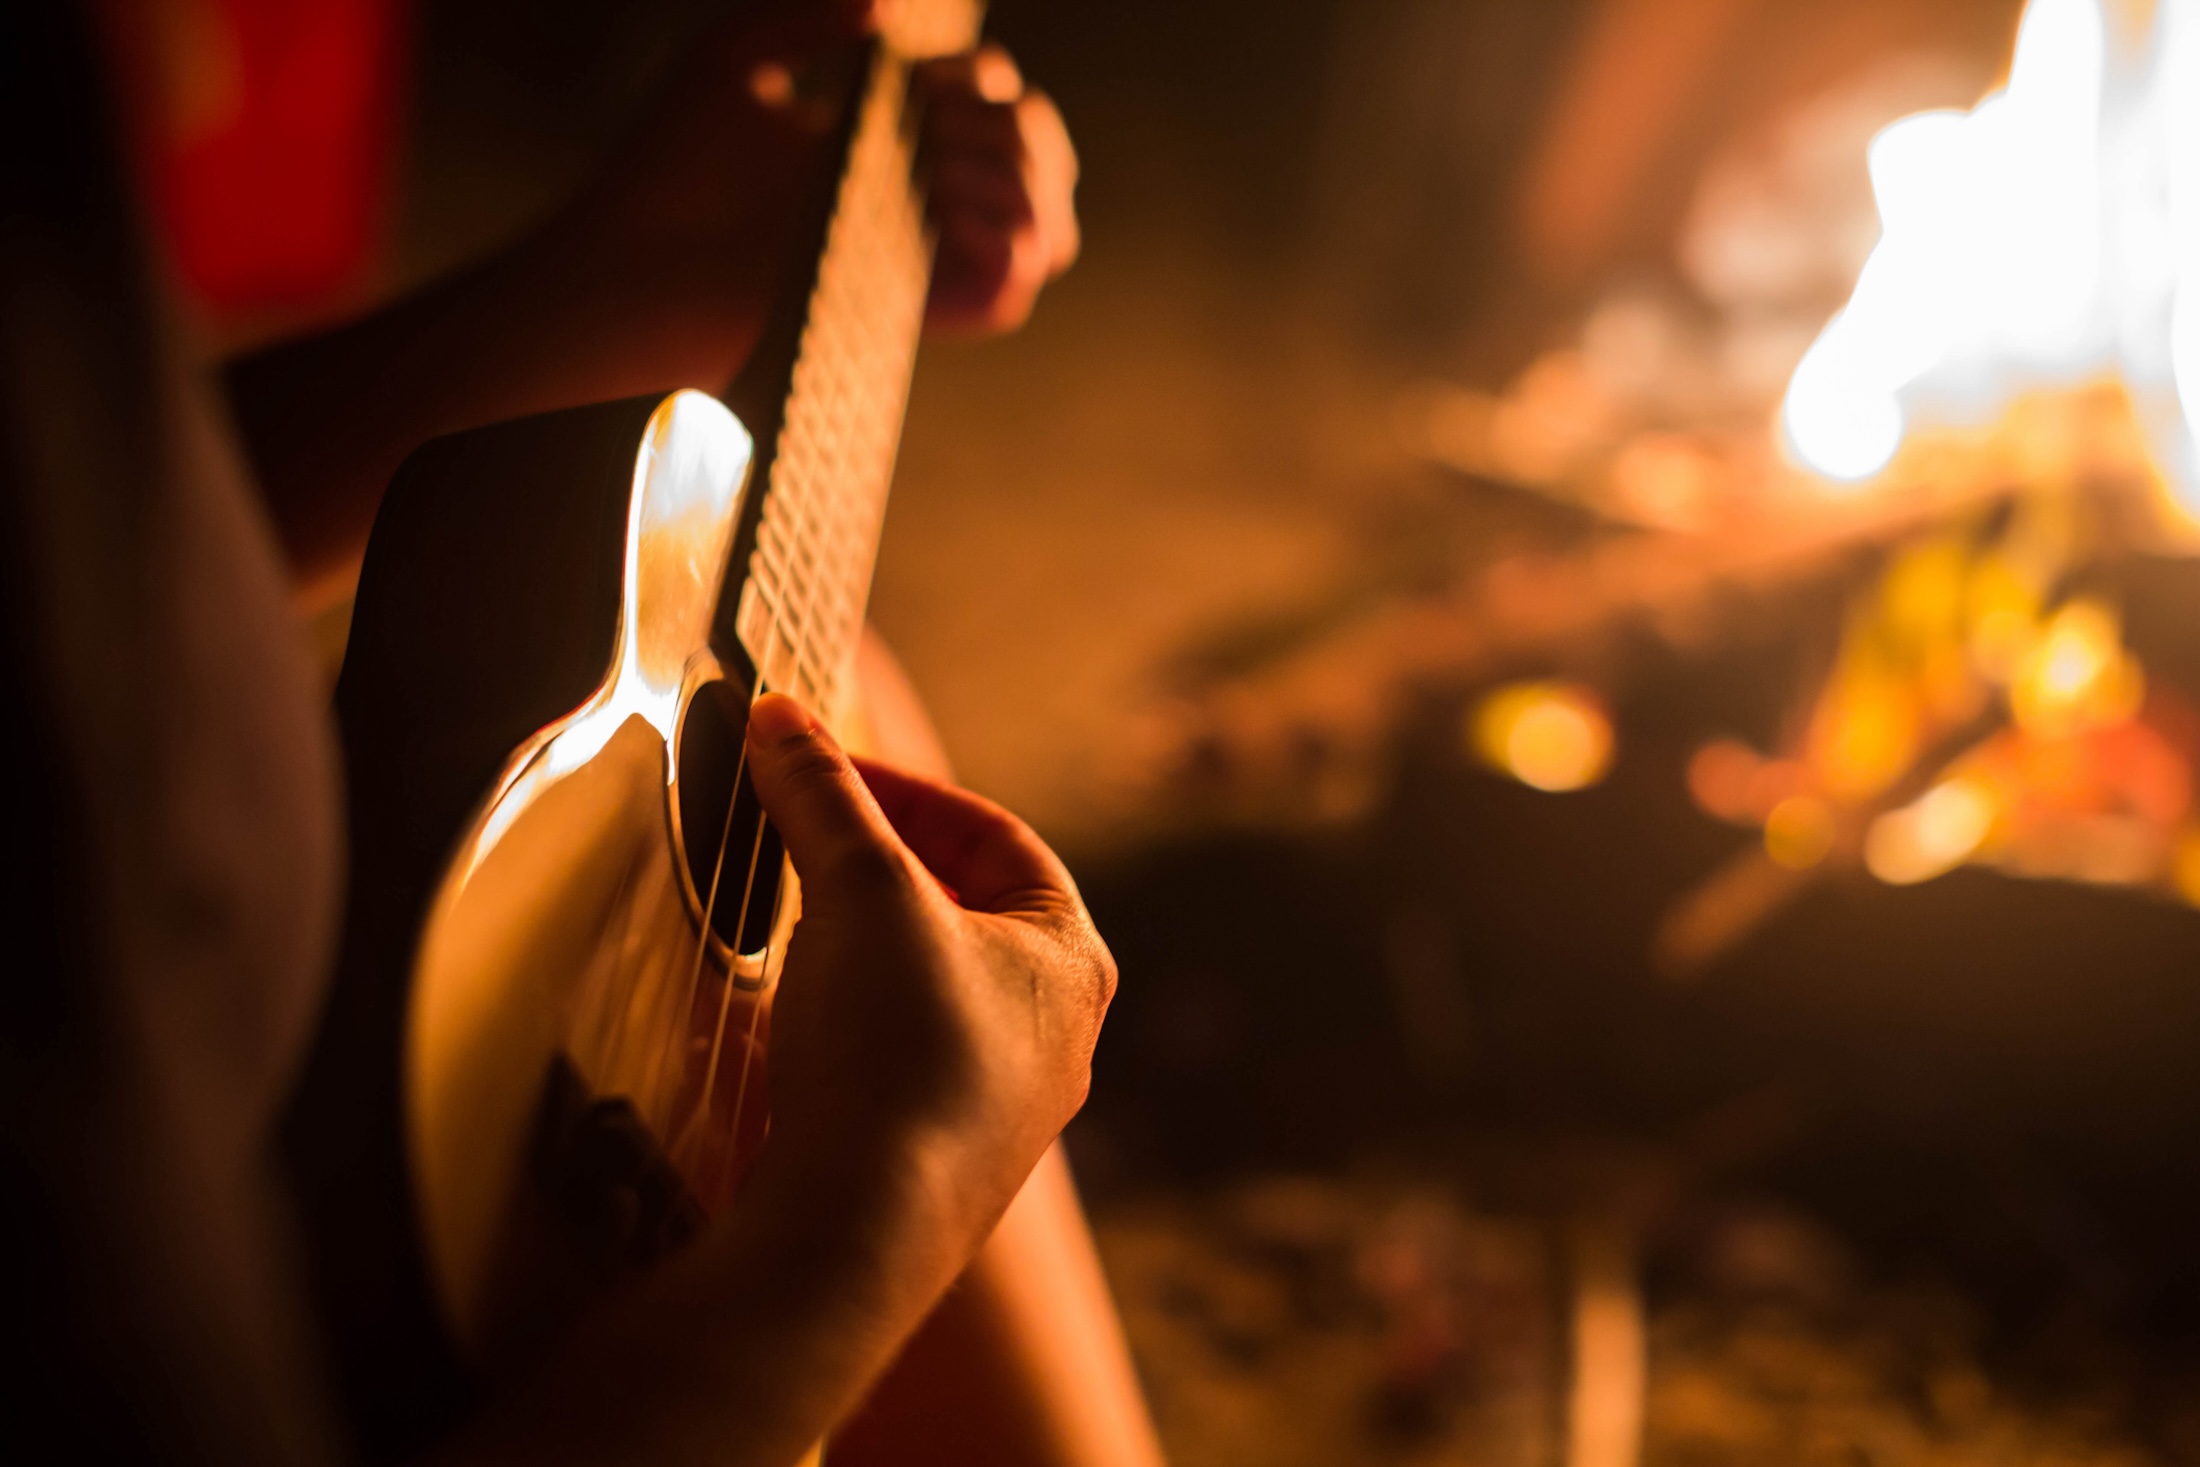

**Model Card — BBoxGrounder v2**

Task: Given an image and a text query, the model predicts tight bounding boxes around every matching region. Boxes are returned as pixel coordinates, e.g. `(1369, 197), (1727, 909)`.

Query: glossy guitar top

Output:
(405, 391), (774, 1364)
(291, 387), (868, 1451)
(281, 3), (982, 1457)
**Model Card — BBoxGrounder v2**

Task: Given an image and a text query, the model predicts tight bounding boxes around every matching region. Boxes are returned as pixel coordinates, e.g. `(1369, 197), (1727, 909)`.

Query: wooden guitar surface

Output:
(295, 385), (852, 1451)
(403, 392), (773, 1365)
(280, 4), (983, 1457)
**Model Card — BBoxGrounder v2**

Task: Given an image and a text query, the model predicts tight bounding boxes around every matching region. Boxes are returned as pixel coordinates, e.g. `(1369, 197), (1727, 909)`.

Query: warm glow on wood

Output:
(409, 392), (758, 1347)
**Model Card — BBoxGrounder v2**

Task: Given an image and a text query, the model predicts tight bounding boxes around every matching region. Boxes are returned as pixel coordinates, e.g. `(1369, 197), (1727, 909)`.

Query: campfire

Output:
(1667, 0), (2200, 967)
(1781, 0), (2199, 497)
(1157, 0), (2200, 979)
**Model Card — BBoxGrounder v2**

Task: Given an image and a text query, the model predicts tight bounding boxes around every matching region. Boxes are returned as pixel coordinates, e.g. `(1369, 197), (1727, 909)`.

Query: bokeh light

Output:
(1763, 794), (1836, 870)
(1469, 681), (1615, 793)
(1864, 777), (1998, 885)
(2009, 598), (2144, 737)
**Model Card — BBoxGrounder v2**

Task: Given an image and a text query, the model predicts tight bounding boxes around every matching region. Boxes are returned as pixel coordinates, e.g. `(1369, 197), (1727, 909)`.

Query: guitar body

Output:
(286, 391), (808, 1451)
(285, 15), (946, 1444)
(271, 9), (1156, 1464)
(390, 388), (782, 1318)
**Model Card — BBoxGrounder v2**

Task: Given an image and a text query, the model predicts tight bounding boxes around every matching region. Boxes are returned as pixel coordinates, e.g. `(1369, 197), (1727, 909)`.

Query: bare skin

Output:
(226, 1), (1079, 609)
(210, 5), (1141, 1461)
(435, 696), (1118, 1466)
(829, 640), (1161, 1467)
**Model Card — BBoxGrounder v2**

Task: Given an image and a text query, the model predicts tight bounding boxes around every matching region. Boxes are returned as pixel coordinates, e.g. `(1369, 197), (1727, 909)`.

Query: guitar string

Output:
(685, 402), (845, 1187)
(715, 887), (776, 1204)
(693, 611), (836, 1192)
(677, 134), (845, 1169)
(693, 797), (770, 1140)
(680, 43), (920, 1203)
(699, 53), (917, 1197)
(674, 724), (752, 1157)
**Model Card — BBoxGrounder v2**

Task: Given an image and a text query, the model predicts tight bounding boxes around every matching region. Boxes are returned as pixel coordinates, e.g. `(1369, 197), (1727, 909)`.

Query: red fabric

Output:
(109, 0), (409, 314)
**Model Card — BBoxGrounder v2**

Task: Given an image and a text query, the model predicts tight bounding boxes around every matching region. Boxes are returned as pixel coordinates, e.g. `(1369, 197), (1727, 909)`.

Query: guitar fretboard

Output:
(730, 0), (980, 722)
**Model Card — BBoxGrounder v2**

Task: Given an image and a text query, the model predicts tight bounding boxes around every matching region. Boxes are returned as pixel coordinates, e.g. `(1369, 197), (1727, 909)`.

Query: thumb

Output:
(743, 693), (908, 901)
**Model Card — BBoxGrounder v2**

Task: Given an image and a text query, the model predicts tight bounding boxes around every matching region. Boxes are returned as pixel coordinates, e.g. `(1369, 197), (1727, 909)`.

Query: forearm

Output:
(226, 25), (1072, 614)
(226, 226), (771, 609)
(831, 1143), (1166, 1467)
(438, 1135), (988, 1467)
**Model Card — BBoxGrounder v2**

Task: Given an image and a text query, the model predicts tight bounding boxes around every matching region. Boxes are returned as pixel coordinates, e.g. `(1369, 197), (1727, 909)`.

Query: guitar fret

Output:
(729, 0), (977, 713)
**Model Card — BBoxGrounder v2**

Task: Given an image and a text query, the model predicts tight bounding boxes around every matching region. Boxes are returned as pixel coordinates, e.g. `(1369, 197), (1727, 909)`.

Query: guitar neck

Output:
(715, 0), (981, 726)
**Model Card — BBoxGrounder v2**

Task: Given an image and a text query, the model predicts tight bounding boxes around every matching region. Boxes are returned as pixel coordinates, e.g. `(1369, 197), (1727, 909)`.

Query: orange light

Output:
(1882, 539), (1967, 648)
(1865, 777), (1999, 885)
(1764, 795), (1836, 870)
(2009, 598), (2143, 737)
(1489, 353), (1611, 485)
(1966, 553), (2043, 684)
(1470, 681), (1615, 792)
(2173, 830), (2200, 905)
(1808, 661), (1918, 800)
(1608, 433), (1722, 529)
(1686, 739), (1760, 823)
(1780, 0), (2200, 508)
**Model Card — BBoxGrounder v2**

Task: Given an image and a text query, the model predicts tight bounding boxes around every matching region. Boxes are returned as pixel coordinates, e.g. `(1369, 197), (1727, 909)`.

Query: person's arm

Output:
(227, 7), (1079, 608)
(435, 694), (1116, 1466)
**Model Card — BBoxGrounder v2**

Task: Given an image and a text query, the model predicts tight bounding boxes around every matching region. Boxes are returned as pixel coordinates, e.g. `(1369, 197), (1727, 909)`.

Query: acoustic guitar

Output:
(281, 1), (987, 1455)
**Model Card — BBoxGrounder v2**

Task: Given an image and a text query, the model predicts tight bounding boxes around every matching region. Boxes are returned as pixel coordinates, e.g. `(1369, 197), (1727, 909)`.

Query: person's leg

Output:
(828, 631), (1163, 1467)
(831, 1146), (1164, 1467)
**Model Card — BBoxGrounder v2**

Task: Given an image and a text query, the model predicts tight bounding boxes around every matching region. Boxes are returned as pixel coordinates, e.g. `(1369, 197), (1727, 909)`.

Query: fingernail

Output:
(747, 692), (818, 745)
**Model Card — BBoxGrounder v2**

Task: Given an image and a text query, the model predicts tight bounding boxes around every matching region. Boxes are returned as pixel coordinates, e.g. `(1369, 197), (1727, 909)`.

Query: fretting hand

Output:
(231, 1), (1081, 602)
(533, 1), (1081, 384)
(915, 44), (1081, 336)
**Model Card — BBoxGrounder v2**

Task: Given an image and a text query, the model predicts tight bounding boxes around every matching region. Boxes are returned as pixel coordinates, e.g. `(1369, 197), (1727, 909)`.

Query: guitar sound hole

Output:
(676, 679), (786, 965)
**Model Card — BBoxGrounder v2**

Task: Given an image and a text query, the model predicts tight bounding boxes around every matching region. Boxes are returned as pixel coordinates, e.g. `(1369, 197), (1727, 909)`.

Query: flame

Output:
(2008, 596), (2145, 735)
(1681, 498), (2175, 895)
(1783, 0), (2200, 501)
(1864, 776), (1999, 885)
